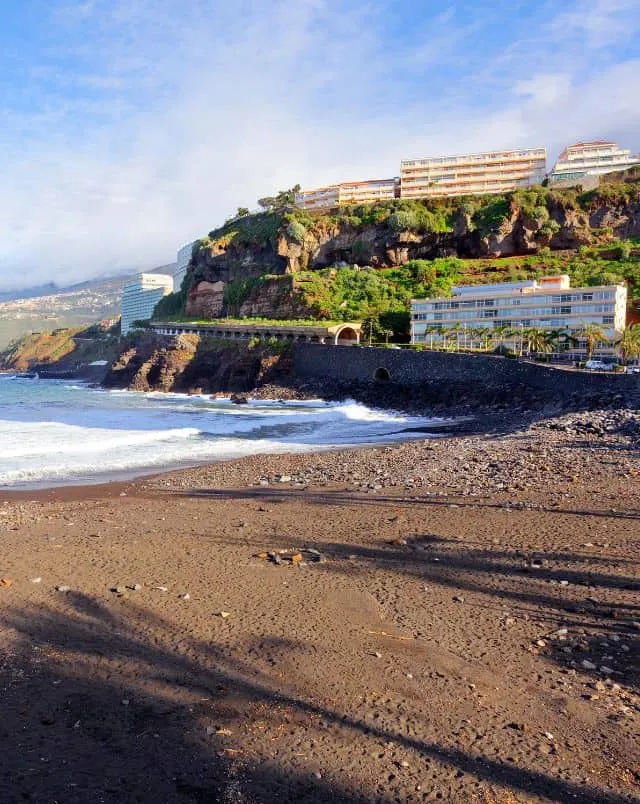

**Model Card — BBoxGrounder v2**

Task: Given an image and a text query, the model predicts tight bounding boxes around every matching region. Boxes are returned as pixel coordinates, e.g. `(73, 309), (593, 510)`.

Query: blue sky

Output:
(0, 0), (639, 288)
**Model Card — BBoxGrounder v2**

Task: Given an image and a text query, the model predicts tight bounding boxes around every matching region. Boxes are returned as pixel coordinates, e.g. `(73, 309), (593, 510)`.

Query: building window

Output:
(603, 316), (614, 325)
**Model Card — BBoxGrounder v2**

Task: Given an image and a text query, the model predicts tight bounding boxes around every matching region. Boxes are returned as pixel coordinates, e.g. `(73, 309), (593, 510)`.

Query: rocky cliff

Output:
(103, 332), (293, 394)
(151, 173), (640, 323)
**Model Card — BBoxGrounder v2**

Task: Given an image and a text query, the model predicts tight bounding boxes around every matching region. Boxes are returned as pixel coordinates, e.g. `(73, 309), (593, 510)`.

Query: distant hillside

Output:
(0, 322), (120, 374)
(0, 263), (175, 349)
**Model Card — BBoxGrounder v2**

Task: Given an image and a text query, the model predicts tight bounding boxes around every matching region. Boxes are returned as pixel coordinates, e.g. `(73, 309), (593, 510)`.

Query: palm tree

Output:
(425, 326), (438, 350)
(451, 322), (463, 352)
(615, 324), (640, 365)
(493, 324), (513, 353)
(576, 323), (608, 361)
(522, 328), (553, 357)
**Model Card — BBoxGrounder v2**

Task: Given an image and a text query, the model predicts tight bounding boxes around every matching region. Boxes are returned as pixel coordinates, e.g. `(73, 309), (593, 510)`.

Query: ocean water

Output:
(0, 375), (446, 489)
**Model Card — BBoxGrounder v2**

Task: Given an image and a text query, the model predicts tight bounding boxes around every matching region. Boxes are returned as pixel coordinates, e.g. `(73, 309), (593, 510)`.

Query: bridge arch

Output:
(334, 325), (360, 346)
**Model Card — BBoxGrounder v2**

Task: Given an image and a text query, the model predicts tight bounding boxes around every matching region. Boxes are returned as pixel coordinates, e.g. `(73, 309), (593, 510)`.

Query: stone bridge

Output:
(150, 320), (362, 346)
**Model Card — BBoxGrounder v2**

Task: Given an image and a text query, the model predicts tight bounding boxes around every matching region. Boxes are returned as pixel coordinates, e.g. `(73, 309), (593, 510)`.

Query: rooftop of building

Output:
(411, 276), (626, 302)
(401, 147), (546, 166)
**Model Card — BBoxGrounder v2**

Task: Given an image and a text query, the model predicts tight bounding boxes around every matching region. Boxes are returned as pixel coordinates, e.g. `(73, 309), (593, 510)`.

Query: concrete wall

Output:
(294, 344), (640, 393)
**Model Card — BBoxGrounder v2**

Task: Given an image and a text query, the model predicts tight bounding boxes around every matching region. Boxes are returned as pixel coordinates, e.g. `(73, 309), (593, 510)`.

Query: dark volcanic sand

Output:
(0, 409), (638, 803)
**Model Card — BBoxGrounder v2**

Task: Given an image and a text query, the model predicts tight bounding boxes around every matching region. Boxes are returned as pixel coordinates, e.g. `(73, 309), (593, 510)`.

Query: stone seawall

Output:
(294, 344), (640, 395)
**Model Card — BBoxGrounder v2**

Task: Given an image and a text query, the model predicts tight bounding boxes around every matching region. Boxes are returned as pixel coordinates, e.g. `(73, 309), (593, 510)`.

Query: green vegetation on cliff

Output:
(0, 323), (120, 372)
(151, 170), (640, 338)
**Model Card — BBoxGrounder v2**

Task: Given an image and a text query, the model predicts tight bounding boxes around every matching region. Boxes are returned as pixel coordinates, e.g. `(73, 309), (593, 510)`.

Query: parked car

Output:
(585, 359), (617, 371)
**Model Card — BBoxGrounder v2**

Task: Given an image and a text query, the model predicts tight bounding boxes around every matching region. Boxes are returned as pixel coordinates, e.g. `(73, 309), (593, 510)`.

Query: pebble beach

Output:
(0, 406), (638, 803)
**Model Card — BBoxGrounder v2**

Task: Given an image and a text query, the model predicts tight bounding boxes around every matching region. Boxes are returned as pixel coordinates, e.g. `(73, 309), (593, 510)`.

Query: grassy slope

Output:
(0, 325), (120, 371)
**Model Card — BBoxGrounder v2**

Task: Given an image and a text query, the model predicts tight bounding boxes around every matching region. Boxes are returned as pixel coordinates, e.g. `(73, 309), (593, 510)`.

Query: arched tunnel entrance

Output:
(373, 367), (391, 382)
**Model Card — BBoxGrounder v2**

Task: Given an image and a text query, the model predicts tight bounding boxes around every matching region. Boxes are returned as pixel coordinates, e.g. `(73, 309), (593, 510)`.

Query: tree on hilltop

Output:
(257, 185), (301, 211)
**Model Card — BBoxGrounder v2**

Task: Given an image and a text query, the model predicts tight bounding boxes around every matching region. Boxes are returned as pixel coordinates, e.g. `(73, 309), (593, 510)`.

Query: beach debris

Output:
(111, 586), (126, 594)
(154, 586), (169, 592)
(278, 475), (292, 483)
(259, 548), (324, 566)
(453, 595), (465, 603)
(129, 584), (142, 591)
(389, 538), (407, 546)
(372, 651), (383, 659)
(180, 593), (191, 600)
(217, 611), (231, 619)
(31, 577), (42, 584)
(55, 585), (71, 593)
(0, 578), (14, 587)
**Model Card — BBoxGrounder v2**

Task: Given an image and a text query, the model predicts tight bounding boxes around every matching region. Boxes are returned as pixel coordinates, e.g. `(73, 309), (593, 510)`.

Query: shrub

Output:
(388, 210), (419, 232)
(286, 220), (306, 243)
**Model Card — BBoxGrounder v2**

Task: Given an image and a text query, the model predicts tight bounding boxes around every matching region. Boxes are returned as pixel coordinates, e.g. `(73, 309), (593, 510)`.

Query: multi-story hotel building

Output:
(411, 276), (627, 354)
(174, 241), (196, 292)
(548, 141), (640, 184)
(400, 147), (547, 199)
(294, 178), (400, 209)
(121, 273), (174, 334)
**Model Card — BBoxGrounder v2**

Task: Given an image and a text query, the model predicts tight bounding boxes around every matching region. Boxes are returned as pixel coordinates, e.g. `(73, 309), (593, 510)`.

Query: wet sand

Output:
(0, 409), (638, 803)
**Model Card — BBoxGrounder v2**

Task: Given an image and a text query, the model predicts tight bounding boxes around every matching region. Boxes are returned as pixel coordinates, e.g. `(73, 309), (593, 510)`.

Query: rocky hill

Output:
(103, 332), (293, 394)
(153, 173), (640, 334)
(0, 323), (120, 377)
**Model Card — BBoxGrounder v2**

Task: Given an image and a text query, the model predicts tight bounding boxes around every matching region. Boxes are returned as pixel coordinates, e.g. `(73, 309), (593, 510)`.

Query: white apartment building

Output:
(548, 141), (640, 184)
(174, 241), (196, 292)
(121, 273), (174, 334)
(400, 147), (547, 199)
(295, 178), (399, 209)
(411, 276), (627, 354)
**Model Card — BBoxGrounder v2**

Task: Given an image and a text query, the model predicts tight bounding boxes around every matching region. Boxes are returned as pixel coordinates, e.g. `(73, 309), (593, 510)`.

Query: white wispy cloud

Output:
(0, 0), (638, 289)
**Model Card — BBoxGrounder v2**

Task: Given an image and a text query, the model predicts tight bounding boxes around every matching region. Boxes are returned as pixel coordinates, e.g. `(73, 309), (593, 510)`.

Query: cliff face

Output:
(103, 333), (293, 393)
(0, 325), (119, 375)
(181, 184), (640, 320)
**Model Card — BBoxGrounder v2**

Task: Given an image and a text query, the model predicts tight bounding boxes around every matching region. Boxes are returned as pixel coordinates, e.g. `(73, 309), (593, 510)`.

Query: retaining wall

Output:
(294, 344), (640, 394)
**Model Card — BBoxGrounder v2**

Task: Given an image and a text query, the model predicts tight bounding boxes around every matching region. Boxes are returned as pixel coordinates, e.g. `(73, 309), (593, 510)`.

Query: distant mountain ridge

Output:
(0, 263), (176, 302)
(0, 263), (176, 349)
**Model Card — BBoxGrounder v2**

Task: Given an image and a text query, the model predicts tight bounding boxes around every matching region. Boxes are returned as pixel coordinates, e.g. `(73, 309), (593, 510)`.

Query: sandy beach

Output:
(0, 407), (638, 803)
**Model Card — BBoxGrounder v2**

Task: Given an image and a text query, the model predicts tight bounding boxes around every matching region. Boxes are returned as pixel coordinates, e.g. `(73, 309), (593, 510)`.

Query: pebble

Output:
(373, 651), (382, 659)
(130, 584), (142, 591)
(600, 666), (614, 675)
(453, 595), (465, 603)
(180, 593), (190, 600)
(31, 577), (42, 584)
(55, 585), (71, 592)
(581, 660), (597, 670)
